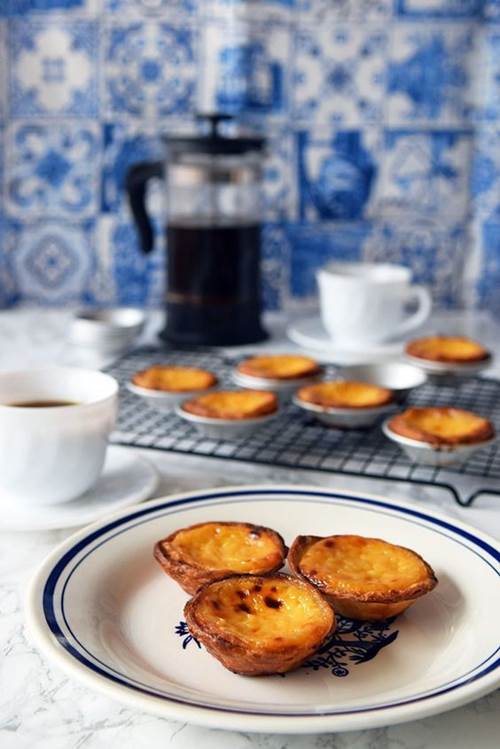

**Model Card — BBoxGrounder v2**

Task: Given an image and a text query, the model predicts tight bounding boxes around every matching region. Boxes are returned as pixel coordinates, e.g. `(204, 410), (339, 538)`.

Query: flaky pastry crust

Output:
(132, 365), (217, 392)
(181, 390), (278, 420)
(184, 573), (335, 675)
(237, 354), (320, 380)
(289, 534), (437, 621)
(297, 380), (393, 409)
(389, 407), (495, 446)
(405, 336), (490, 364)
(154, 521), (287, 595)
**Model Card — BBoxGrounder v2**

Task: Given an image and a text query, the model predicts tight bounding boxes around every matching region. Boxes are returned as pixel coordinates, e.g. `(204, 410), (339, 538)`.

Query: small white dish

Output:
(232, 368), (322, 400)
(26, 485), (500, 733)
(382, 418), (497, 467)
(0, 446), (158, 531)
(340, 362), (427, 401)
(127, 380), (217, 412)
(404, 351), (493, 380)
(287, 316), (404, 364)
(175, 403), (279, 439)
(293, 394), (394, 429)
(70, 308), (145, 353)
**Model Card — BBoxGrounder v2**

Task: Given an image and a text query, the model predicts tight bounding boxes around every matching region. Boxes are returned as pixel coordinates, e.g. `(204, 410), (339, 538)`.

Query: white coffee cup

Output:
(317, 262), (432, 347)
(0, 368), (118, 505)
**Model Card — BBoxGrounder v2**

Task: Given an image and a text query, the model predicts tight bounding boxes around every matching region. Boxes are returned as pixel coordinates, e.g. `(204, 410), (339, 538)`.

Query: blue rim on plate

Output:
(26, 486), (500, 733)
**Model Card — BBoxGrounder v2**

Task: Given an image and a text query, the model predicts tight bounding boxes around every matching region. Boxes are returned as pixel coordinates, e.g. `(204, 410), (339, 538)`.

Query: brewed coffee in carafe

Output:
(126, 114), (267, 346)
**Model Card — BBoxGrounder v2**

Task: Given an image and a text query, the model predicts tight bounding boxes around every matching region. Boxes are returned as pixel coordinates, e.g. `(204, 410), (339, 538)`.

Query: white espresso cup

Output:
(0, 368), (118, 505)
(317, 262), (432, 347)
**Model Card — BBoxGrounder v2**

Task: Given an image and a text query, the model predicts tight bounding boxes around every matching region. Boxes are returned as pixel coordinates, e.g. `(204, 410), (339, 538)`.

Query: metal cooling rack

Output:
(106, 347), (500, 507)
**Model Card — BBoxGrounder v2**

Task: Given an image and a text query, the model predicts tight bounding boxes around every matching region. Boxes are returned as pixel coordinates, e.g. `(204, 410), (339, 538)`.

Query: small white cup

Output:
(0, 368), (118, 506)
(317, 262), (432, 347)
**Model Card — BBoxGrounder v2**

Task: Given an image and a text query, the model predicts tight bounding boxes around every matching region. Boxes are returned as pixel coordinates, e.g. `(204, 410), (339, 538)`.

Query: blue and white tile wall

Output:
(0, 0), (499, 312)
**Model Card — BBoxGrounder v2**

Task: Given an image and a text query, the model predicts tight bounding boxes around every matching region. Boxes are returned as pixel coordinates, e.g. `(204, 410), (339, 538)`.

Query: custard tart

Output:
(154, 521), (287, 595)
(132, 365), (217, 392)
(237, 354), (320, 381)
(296, 380), (393, 409)
(184, 573), (335, 675)
(405, 336), (490, 364)
(289, 534), (437, 621)
(181, 389), (278, 420)
(388, 407), (495, 446)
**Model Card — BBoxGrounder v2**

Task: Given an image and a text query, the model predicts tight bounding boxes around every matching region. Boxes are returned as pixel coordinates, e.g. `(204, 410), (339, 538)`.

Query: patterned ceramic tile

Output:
(372, 129), (473, 218)
(470, 125), (500, 220)
(101, 122), (162, 213)
(96, 214), (165, 307)
(288, 221), (370, 298)
(363, 218), (468, 306)
(262, 128), (298, 220)
(297, 0), (392, 21)
(293, 25), (387, 125)
(0, 22), (5, 122)
(199, 18), (290, 116)
(6, 121), (100, 219)
(395, 0), (481, 18)
(476, 221), (500, 317)
(104, 21), (197, 118)
(483, 0), (500, 21)
(386, 24), (475, 125)
(8, 20), (99, 117)
(0, 0), (86, 15)
(297, 128), (379, 221)
(261, 223), (292, 310)
(105, 0), (197, 16)
(5, 220), (96, 304)
(474, 28), (500, 121)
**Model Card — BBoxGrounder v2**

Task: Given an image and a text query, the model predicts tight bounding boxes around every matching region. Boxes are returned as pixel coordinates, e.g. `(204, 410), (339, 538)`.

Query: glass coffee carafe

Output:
(126, 114), (268, 346)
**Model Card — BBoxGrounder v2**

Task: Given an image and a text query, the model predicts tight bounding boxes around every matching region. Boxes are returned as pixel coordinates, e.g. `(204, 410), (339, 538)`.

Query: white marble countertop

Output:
(0, 308), (499, 749)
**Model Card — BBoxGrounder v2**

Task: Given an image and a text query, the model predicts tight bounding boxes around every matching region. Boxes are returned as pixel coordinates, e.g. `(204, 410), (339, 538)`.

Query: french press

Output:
(126, 114), (268, 346)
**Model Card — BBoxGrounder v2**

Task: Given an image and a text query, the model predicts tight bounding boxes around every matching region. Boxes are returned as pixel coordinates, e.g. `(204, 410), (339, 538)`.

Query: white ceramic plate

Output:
(0, 447), (158, 531)
(26, 485), (500, 734)
(287, 316), (404, 364)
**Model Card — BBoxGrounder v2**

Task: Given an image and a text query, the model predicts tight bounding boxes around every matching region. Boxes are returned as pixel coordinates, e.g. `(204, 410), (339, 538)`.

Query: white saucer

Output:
(287, 316), (404, 364)
(0, 446), (158, 531)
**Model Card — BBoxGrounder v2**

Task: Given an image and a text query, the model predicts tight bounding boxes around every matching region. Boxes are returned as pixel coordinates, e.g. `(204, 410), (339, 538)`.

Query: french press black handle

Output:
(125, 161), (164, 254)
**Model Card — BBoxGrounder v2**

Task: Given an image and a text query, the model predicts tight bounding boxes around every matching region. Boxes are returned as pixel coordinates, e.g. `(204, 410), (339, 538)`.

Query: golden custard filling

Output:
(171, 523), (282, 572)
(195, 576), (332, 647)
(407, 336), (489, 363)
(390, 407), (494, 445)
(298, 380), (393, 409)
(238, 354), (319, 380)
(132, 366), (216, 392)
(182, 390), (278, 419)
(299, 536), (430, 596)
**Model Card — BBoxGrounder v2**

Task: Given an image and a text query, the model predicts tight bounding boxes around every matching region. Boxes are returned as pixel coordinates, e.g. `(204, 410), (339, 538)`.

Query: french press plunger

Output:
(126, 114), (268, 346)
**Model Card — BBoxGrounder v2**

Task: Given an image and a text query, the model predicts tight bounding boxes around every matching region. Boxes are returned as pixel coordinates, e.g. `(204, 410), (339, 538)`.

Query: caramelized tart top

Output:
(297, 380), (393, 409)
(405, 336), (490, 364)
(389, 406), (494, 446)
(237, 354), (320, 380)
(182, 390), (278, 419)
(132, 365), (217, 392)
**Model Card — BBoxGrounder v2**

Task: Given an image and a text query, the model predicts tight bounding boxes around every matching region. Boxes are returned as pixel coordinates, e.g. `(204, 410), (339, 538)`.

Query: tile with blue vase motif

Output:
(287, 221), (371, 299)
(394, 0), (481, 18)
(363, 218), (468, 307)
(386, 24), (476, 126)
(297, 0), (392, 21)
(198, 17), (290, 117)
(293, 25), (387, 126)
(471, 126), (500, 220)
(8, 20), (99, 117)
(476, 222), (500, 318)
(371, 129), (473, 218)
(5, 219), (96, 305)
(297, 128), (380, 222)
(104, 20), (197, 118)
(6, 121), (100, 220)
(101, 122), (163, 214)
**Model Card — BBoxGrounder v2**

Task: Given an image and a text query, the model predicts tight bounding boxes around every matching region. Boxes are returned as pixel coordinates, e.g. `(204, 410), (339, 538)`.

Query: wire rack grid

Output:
(106, 348), (500, 507)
